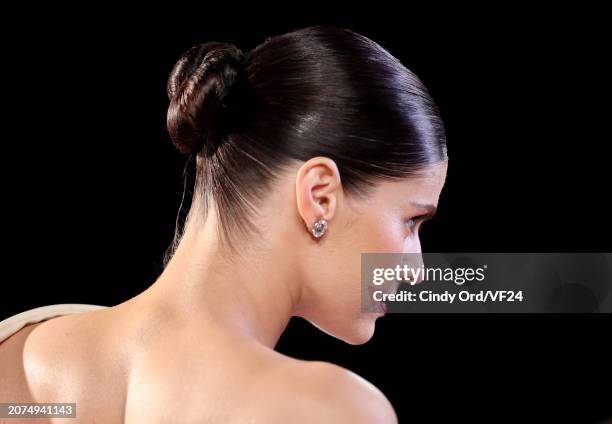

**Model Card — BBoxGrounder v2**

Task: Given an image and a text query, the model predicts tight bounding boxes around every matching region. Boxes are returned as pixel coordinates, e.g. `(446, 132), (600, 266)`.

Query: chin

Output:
(335, 317), (378, 345)
(305, 313), (379, 345)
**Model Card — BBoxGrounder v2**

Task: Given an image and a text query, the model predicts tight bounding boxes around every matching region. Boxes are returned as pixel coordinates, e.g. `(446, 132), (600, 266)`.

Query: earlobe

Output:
(295, 157), (341, 238)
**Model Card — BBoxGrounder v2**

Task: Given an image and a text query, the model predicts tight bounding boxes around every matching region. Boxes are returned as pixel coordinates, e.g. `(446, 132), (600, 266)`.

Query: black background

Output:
(2, 5), (610, 423)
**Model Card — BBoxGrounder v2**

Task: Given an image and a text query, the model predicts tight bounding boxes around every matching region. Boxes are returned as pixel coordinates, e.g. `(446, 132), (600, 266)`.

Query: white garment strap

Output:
(0, 303), (107, 344)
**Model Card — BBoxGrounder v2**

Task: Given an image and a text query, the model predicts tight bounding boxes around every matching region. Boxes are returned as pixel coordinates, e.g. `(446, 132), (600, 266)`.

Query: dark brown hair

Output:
(166, 25), (447, 256)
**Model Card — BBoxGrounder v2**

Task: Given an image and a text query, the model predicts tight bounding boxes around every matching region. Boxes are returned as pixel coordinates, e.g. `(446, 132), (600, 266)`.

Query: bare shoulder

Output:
(263, 359), (398, 424)
(125, 339), (397, 424)
(0, 322), (44, 401)
(2, 309), (128, 420)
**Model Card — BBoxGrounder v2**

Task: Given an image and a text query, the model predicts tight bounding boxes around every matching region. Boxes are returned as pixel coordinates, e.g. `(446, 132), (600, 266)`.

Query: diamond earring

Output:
(311, 219), (328, 238)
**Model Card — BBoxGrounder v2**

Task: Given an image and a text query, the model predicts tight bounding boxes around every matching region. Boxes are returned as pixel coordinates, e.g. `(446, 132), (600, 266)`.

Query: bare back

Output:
(0, 310), (395, 423)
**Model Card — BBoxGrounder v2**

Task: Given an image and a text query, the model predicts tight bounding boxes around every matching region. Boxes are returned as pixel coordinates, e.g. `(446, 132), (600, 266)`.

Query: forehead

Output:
(375, 161), (447, 204)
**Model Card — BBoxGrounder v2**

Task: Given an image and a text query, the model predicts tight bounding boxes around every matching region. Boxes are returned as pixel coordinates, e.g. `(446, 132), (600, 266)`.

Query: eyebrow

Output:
(410, 202), (438, 218)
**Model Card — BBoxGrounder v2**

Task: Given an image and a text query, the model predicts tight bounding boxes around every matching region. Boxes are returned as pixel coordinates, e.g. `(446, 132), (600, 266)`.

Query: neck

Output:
(123, 208), (303, 349)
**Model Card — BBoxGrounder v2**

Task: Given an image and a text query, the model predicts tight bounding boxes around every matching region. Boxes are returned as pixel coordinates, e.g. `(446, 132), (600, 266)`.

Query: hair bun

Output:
(167, 42), (249, 155)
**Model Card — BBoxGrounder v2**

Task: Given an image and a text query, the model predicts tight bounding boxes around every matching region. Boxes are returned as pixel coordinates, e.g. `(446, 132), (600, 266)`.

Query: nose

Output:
(399, 251), (425, 285)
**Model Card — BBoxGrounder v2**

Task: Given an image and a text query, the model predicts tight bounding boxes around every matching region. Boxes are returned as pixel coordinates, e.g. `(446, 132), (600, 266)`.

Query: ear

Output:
(295, 157), (342, 234)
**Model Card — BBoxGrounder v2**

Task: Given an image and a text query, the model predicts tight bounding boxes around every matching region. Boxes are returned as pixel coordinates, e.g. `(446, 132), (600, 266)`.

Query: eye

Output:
(405, 215), (430, 233)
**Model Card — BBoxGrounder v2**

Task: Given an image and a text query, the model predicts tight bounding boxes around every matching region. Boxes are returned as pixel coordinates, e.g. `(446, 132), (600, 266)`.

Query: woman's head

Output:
(166, 26), (447, 344)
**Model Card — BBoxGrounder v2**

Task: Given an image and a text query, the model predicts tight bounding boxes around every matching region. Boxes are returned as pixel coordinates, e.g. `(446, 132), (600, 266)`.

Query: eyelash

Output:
(405, 215), (429, 232)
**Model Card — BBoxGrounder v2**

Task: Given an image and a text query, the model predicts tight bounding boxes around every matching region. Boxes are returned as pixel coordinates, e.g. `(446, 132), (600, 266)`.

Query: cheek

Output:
(358, 209), (406, 253)
(402, 233), (422, 254)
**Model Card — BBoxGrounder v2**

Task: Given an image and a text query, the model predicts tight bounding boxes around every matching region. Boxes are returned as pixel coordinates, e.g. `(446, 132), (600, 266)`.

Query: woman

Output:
(0, 25), (447, 423)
